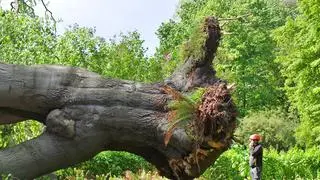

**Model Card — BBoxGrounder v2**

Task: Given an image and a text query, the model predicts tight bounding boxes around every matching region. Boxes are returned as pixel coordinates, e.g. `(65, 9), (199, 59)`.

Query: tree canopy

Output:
(273, 0), (320, 147)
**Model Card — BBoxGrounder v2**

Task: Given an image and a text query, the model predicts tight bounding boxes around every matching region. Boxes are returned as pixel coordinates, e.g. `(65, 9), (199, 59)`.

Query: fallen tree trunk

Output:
(0, 17), (237, 179)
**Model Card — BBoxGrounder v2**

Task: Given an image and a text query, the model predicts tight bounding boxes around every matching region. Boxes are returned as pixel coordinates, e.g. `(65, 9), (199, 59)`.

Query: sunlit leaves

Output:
(156, 0), (295, 115)
(55, 26), (163, 82)
(0, 10), (56, 65)
(235, 109), (297, 151)
(273, 0), (320, 147)
(203, 145), (320, 179)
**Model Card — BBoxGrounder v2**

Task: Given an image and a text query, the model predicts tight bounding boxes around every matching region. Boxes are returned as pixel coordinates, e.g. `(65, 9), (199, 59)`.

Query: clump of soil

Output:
(195, 83), (237, 146)
(163, 82), (237, 148)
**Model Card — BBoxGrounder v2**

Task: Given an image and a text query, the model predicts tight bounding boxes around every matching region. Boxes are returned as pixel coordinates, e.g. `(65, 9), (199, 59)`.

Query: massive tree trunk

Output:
(0, 17), (237, 179)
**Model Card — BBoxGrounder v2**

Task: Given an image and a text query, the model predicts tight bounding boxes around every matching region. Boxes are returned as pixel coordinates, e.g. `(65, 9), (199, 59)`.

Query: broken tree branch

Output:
(0, 16), (237, 179)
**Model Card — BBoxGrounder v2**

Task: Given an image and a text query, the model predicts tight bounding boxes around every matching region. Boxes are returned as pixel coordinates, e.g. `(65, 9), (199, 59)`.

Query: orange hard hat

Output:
(249, 134), (261, 141)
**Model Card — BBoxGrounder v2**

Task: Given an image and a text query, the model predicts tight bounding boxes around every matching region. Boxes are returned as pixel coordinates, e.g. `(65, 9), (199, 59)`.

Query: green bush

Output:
(0, 121), (43, 149)
(55, 146), (320, 179)
(202, 145), (320, 180)
(235, 109), (298, 151)
(56, 151), (153, 178)
(202, 145), (249, 179)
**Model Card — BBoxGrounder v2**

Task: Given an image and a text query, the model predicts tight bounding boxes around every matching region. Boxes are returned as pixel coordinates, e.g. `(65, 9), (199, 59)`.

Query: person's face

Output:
(250, 139), (258, 145)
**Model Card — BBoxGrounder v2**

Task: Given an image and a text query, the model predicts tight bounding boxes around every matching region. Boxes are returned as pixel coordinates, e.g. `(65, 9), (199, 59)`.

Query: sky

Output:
(1, 0), (180, 55)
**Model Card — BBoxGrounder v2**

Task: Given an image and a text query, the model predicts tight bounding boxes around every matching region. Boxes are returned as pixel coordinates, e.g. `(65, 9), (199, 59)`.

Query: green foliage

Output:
(98, 31), (163, 82)
(0, 9), (163, 81)
(0, 174), (13, 180)
(156, 0), (295, 115)
(44, 146), (320, 179)
(0, 10), (57, 65)
(55, 26), (163, 82)
(168, 100), (195, 129)
(54, 25), (106, 69)
(167, 88), (205, 130)
(44, 169), (164, 180)
(0, 121), (43, 148)
(202, 145), (320, 179)
(55, 151), (153, 178)
(235, 109), (298, 151)
(180, 19), (208, 60)
(273, 0), (320, 147)
(262, 147), (320, 179)
(189, 87), (206, 103)
(156, 19), (189, 77)
(202, 145), (249, 179)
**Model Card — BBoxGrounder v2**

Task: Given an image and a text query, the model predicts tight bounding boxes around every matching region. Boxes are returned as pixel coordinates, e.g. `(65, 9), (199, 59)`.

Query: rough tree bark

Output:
(0, 17), (237, 179)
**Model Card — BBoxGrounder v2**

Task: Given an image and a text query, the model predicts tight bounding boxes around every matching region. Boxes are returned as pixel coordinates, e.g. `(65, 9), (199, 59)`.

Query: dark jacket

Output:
(249, 144), (263, 168)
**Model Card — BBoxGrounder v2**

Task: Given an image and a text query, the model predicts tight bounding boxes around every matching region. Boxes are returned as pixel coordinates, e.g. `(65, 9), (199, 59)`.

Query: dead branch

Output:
(21, 0), (35, 16)
(10, 0), (19, 13)
(40, 0), (56, 23)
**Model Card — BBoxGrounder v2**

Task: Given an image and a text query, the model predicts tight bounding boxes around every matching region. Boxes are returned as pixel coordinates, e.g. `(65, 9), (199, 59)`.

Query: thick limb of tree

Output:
(0, 17), (237, 179)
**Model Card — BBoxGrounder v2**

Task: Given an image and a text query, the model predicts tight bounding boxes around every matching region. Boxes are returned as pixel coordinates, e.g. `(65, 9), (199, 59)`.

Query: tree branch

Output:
(166, 17), (221, 91)
(40, 0), (56, 24)
(21, 0), (35, 17)
(10, 1), (18, 13)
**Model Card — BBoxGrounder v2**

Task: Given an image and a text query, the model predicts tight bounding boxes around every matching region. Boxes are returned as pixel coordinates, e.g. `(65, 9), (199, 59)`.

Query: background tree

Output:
(273, 0), (320, 147)
(156, 0), (296, 115)
(55, 26), (162, 82)
(235, 109), (298, 151)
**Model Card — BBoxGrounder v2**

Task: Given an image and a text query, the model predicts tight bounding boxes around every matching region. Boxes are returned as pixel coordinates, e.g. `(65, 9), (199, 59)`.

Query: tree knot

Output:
(46, 109), (76, 138)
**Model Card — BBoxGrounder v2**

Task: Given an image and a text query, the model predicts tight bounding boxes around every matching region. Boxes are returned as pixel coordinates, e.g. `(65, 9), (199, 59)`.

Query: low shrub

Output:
(203, 145), (320, 179)
(55, 145), (320, 179)
(56, 151), (153, 178)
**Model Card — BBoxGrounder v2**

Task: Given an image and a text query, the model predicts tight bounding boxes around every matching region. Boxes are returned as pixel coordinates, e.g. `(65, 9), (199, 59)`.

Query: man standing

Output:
(249, 134), (263, 180)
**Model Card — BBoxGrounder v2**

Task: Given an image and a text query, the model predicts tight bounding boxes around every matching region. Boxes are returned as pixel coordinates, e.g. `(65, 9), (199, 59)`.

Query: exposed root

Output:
(164, 82), (237, 179)
(195, 83), (237, 144)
